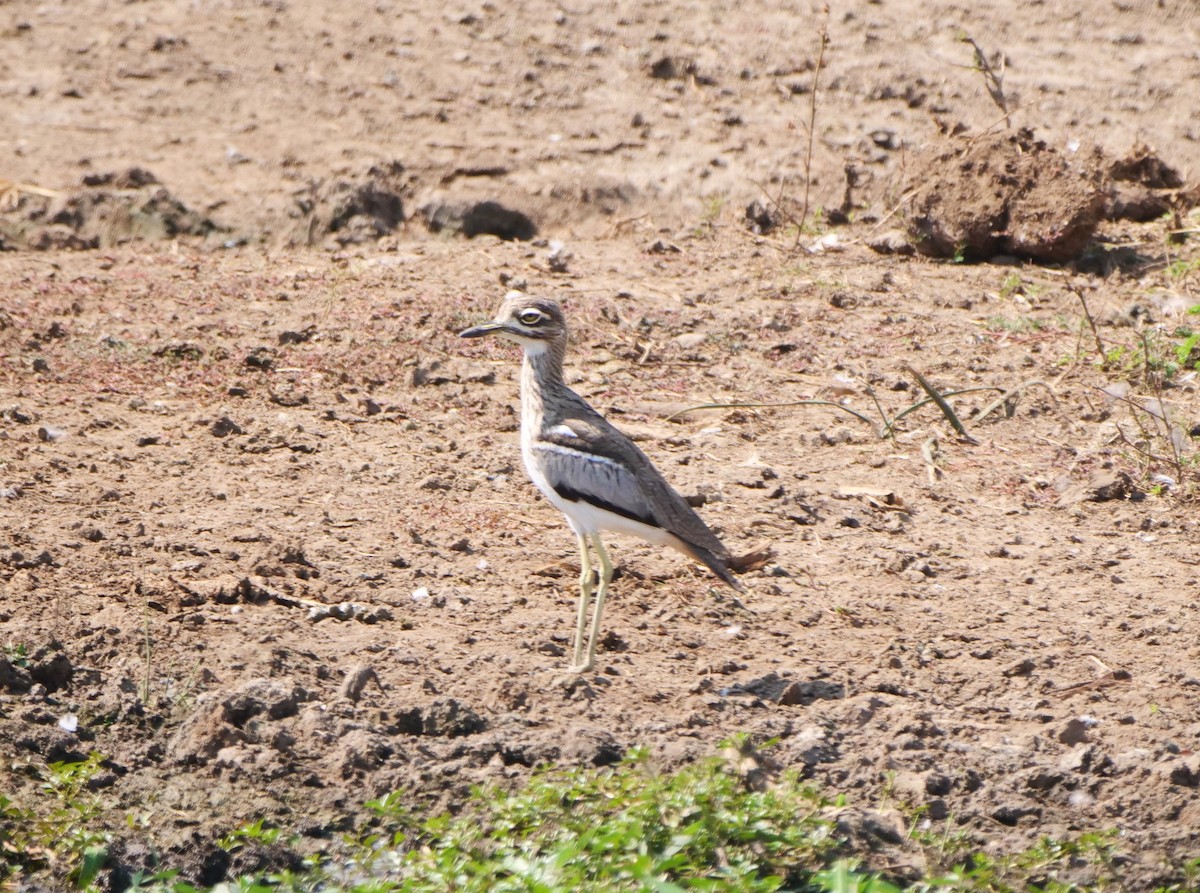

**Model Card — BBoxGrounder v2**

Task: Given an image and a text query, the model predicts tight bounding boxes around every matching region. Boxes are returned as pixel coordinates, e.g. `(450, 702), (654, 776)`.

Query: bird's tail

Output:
(672, 537), (744, 592)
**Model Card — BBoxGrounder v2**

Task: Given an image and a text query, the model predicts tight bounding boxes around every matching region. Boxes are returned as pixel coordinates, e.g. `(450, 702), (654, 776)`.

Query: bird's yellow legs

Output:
(571, 533), (593, 670)
(569, 533), (614, 672)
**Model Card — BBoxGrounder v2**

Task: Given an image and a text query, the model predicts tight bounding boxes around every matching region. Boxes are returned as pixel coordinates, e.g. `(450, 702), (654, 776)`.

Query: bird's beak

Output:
(459, 320), (505, 339)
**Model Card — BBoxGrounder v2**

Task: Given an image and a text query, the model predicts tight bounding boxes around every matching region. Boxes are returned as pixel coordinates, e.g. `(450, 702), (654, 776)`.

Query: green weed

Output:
(1, 753), (110, 890)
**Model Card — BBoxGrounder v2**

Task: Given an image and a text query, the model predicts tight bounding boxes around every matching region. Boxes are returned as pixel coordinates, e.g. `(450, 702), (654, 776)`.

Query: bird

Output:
(460, 293), (741, 672)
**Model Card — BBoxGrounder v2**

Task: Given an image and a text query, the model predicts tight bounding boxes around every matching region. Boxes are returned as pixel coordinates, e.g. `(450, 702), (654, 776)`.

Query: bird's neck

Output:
(520, 338), (570, 433)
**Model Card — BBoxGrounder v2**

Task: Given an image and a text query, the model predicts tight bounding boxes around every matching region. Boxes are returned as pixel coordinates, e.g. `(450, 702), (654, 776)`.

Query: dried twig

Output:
(902, 364), (976, 442)
(1069, 282), (1107, 364)
(959, 34), (1010, 127)
(973, 380), (1059, 422)
(664, 399), (877, 427)
(794, 5), (831, 249)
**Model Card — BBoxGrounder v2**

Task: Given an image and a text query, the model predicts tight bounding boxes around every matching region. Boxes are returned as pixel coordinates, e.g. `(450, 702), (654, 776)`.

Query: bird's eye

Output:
(517, 309), (543, 326)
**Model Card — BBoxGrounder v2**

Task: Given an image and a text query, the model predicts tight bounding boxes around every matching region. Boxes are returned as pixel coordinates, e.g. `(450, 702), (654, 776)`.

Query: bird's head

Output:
(459, 293), (568, 352)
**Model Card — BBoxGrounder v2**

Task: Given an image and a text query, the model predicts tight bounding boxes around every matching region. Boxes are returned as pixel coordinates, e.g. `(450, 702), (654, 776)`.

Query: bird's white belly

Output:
(520, 440), (671, 546)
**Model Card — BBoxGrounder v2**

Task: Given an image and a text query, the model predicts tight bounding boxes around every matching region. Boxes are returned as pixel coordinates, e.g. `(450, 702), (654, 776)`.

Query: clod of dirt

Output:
(744, 199), (778, 234)
(211, 416), (244, 437)
(167, 679), (309, 764)
(28, 650), (73, 692)
(1168, 757), (1200, 788)
(647, 55), (714, 85)
(0, 169), (220, 250)
(6, 549), (57, 569)
(421, 197), (537, 241)
(1058, 469), (1136, 504)
(82, 168), (160, 189)
(906, 129), (1105, 263)
(867, 228), (916, 256)
(1110, 143), (1185, 190)
(421, 698), (486, 737)
(1105, 143), (1195, 222)
(334, 729), (394, 776)
(0, 658), (33, 694)
(289, 162), (409, 246)
(561, 726), (623, 767)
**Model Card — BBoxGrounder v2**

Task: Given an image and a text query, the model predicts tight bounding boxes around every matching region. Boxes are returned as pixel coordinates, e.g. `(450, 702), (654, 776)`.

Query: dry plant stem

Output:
(1141, 332), (1186, 476)
(664, 399), (877, 427)
(1113, 421), (1177, 469)
(961, 34), (1009, 126)
(1070, 283), (1107, 363)
(973, 380), (1059, 422)
(669, 387), (1002, 441)
(141, 609), (153, 705)
(902, 364), (975, 442)
(863, 382), (897, 445)
(889, 386), (1005, 430)
(793, 4), (831, 250)
(921, 437), (943, 485)
(1097, 382), (1186, 483)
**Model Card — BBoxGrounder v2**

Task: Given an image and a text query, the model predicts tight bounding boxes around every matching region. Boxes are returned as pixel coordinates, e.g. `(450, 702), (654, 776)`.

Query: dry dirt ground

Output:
(3, 0), (1200, 889)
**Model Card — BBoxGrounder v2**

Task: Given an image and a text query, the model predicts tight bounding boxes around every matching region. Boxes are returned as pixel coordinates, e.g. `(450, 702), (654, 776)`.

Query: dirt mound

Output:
(286, 162), (411, 247)
(1106, 143), (1198, 223)
(0, 170), (219, 250)
(906, 129), (1106, 263)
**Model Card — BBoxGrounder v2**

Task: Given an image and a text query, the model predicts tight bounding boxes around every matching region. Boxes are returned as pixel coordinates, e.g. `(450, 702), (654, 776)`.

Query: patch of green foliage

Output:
(1, 752), (110, 890)
(6, 747), (1200, 892)
(337, 745), (854, 892)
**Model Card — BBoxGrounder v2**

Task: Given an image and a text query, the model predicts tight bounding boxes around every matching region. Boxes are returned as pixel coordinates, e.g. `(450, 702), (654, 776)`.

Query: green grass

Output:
(3, 745), (1199, 892)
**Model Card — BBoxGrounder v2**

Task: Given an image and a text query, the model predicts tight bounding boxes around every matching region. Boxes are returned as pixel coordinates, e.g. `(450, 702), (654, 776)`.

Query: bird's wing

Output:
(532, 430), (659, 528)
(537, 416), (730, 560)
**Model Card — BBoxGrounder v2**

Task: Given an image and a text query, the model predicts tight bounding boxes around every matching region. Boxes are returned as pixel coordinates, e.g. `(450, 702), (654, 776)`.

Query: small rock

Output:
(744, 200), (777, 234)
(211, 416), (243, 437)
(1002, 658), (1036, 677)
(244, 347), (276, 370)
(868, 229), (915, 255)
(869, 128), (900, 150)
(1058, 717), (1096, 745)
(547, 240), (571, 273)
(29, 652), (73, 692)
(991, 803), (1041, 826)
(37, 426), (67, 442)
(673, 332), (707, 350)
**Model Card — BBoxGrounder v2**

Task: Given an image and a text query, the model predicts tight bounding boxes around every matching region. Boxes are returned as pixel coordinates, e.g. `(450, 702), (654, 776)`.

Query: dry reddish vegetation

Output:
(3, 0), (1200, 888)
